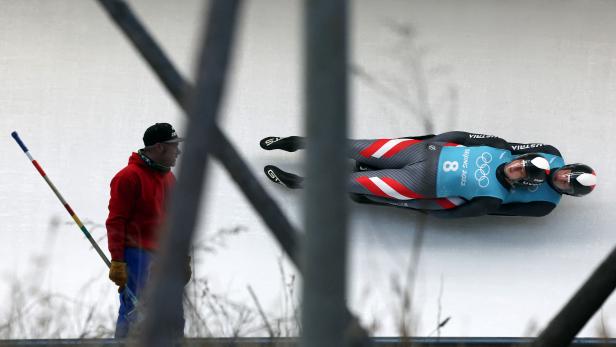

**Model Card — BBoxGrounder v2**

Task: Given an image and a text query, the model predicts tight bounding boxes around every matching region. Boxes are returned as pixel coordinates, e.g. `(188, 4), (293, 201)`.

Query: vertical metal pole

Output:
(138, 1), (241, 346)
(301, 0), (349, 346)
(533, 246), (616, 347)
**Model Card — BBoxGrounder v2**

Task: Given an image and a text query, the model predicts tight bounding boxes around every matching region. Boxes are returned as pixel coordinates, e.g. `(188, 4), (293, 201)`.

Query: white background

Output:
(1, 0), (615, 338)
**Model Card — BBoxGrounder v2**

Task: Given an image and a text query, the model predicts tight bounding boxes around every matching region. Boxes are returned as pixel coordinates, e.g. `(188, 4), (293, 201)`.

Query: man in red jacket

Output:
(106, 123), (184, 338)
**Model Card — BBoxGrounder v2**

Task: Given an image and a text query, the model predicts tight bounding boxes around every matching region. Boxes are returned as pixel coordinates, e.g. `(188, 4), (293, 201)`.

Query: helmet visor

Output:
(552, 169), (575, 194)
(552, 168), (597, 196)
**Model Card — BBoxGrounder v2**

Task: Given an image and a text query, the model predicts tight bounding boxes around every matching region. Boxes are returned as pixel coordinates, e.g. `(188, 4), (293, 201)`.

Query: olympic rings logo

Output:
(474, 152), (493, 188)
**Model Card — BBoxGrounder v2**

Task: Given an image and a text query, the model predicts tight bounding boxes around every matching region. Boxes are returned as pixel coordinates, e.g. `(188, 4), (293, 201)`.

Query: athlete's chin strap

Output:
(137, 149), (171, 172)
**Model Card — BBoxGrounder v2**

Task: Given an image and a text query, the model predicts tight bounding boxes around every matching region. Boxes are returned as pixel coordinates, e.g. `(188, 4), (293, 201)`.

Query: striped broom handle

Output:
(11, 131), (139, 307)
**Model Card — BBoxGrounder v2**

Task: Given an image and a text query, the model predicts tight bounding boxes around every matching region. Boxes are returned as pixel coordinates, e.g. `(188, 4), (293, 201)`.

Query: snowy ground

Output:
(1, 0), (616, 338)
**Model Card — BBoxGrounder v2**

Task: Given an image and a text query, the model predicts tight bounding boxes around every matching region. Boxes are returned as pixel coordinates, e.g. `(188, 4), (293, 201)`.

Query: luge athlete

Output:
(260, 131), (596, 218)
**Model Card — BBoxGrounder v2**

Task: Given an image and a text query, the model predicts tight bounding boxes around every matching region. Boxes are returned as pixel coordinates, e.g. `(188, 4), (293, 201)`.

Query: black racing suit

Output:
(350, 131), (562, 218)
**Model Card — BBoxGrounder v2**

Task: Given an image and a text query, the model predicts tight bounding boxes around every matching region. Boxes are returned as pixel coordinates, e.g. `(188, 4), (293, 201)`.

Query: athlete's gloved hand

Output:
(109, 261), (128, 292)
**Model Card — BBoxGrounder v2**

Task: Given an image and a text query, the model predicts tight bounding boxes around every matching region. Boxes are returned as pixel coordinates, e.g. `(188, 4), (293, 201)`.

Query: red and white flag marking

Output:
(356, 175), (463, 209)
(360, 138), (459, 159)
(360, 139), (421, 158)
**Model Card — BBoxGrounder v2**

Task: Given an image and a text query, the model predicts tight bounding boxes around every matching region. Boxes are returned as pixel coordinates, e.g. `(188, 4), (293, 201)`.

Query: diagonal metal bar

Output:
(138, 1), (241, 345)
(96, 0), (188, 103)
(96, 0), (300, 267)
(532, 245), (616, 347)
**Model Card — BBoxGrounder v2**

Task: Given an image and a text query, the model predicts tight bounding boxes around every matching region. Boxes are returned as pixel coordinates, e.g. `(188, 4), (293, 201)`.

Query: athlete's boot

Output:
(263, 165), (304, 189)
(260, 136), (306, 152)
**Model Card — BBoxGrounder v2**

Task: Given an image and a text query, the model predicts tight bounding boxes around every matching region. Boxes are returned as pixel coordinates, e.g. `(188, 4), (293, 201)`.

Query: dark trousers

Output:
(114, 247), (185, 338)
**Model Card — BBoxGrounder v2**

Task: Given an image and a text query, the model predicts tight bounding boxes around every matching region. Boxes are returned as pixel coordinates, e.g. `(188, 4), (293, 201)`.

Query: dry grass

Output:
(0, 222), (301, 339)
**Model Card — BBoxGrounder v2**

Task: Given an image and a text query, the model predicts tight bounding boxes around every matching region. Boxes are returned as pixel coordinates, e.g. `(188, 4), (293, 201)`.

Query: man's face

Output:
(159, 142), (181, 167)
(504, 159), (526, 181)
(552, 168), (572, 192)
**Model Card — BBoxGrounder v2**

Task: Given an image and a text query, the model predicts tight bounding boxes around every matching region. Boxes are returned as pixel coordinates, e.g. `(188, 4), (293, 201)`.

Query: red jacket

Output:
(106, 153), (175, 261)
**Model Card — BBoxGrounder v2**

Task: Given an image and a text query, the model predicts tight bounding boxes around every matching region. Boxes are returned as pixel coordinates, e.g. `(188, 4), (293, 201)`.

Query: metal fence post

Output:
(138, 1), (241, 345)
(301, 0), (350, 346)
